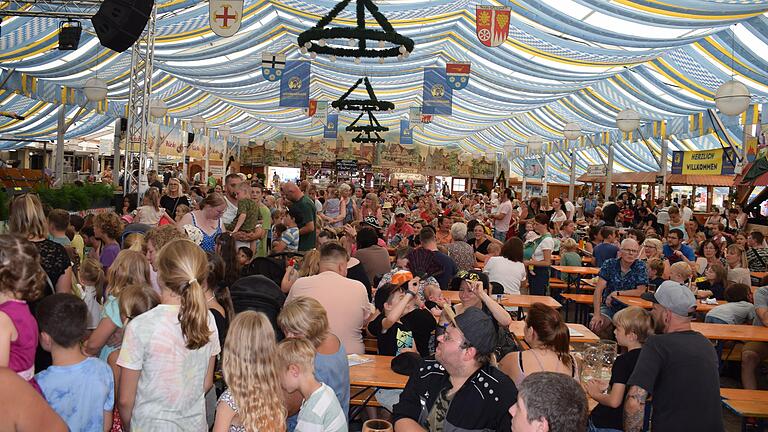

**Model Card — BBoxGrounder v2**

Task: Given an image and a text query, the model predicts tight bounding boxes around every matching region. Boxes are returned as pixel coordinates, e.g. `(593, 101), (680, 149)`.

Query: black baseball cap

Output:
(451, 307), (496, 356)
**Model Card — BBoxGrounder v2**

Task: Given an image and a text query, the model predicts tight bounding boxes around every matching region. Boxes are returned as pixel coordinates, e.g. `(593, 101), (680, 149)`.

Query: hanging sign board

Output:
(586, 164), (606, 177)
(671, 148), (735, 175)
(336, 159), (358, 172)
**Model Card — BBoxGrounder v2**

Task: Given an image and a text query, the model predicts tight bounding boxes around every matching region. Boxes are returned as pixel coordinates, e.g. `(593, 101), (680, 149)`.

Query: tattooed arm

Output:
(623, 385), (648, 432)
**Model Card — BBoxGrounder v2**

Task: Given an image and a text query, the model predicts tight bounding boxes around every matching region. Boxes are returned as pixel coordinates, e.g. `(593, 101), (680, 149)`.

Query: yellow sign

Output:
(672, 148), (725, 175)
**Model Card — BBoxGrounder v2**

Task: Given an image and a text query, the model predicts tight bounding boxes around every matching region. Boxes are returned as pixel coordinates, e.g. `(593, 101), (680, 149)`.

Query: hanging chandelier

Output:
(332, 77), (393, 144)
(297, 0), (415, 61)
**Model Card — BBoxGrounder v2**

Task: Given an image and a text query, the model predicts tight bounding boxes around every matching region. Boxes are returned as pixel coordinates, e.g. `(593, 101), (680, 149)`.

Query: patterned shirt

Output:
(36, 357), (114, 432)
(598, 258), (649, 302)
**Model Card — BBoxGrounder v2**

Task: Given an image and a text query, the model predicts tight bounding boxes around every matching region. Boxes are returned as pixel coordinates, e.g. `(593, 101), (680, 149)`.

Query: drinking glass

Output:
(363, 419), (393, 432)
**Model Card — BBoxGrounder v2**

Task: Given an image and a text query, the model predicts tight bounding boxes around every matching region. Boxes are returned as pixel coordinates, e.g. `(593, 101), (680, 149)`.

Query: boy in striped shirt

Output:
(278, 338), (347, 432)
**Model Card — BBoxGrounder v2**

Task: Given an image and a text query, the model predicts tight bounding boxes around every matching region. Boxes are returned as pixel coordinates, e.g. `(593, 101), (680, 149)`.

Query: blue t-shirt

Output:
(433, 251), (458, 290)
(594, 243), (619, 268)
(36, 357), (114, 432)
(662, 244), (696, 264)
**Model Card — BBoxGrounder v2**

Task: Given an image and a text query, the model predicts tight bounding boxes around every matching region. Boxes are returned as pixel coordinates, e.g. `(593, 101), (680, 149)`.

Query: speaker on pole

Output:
(91, 0), (154, 53)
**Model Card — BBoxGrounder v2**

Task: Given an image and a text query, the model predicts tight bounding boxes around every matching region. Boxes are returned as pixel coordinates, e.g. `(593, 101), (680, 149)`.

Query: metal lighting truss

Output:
(122, 4), (156, 196)
(0, 0), (103, 18)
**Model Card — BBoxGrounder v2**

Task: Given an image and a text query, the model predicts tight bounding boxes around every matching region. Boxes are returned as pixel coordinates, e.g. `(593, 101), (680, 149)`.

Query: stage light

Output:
(58, 20), (82, 50)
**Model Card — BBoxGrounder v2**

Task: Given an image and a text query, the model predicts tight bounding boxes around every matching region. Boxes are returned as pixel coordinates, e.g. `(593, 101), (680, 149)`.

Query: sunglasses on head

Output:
(456, 270), (480, 282)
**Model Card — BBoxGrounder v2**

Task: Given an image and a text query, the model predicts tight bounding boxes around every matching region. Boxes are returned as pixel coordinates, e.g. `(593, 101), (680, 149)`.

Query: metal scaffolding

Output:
(122, 4), (156, 197)
(0, 0), (103, 18)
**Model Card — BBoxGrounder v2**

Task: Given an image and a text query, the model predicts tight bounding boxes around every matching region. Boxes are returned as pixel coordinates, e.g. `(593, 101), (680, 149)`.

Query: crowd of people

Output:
(0, 170), (766, 432)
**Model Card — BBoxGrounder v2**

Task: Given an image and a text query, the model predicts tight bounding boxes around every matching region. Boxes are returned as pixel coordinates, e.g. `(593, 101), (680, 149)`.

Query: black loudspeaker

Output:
(91, 0), (154, 53)
(119, 117), (128, 132)
(187, 133), (195, 144)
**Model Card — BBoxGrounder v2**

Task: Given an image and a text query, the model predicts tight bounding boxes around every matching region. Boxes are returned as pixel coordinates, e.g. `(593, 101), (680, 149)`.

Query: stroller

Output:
(229, 275), (287, 339)
(242, 251), (304, 287)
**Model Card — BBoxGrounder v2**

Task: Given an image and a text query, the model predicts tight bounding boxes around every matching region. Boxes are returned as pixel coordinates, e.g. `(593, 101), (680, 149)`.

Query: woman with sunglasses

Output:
(160, 177), (191, 220)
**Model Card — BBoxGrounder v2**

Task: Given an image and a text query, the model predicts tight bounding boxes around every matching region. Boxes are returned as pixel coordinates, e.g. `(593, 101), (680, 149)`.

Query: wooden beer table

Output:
(509, 321), (599, 344)
(442, 291), (561, 309)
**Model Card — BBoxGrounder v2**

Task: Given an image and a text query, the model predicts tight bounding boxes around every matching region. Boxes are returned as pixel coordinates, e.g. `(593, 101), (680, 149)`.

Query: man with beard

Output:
(623, 282), (723, 432)
(221, 173), (242, 226)
(392, 308), (517, 431)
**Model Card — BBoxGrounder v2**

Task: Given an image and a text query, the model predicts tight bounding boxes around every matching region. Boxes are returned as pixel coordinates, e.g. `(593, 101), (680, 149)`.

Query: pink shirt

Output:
(286, 271), (371, 354)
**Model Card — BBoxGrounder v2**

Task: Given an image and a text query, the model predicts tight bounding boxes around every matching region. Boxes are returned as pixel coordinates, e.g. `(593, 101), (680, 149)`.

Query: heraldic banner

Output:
(475, 6), (510, 48)
(279, 61), (311, 108)
(422, 67), (453, 115)
(400, 119), (413, 145)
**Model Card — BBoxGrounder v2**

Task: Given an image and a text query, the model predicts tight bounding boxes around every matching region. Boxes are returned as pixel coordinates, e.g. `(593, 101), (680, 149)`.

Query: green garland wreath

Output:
(297, 0), (414, 59)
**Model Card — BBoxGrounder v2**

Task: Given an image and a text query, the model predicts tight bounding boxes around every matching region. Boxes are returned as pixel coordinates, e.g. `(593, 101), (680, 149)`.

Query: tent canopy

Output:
(1, 0), (768, 182)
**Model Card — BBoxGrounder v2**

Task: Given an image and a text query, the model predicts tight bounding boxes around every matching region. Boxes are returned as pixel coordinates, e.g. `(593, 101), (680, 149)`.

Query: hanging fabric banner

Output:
(409, 107), (423, 124)
(422, 67), (452, 115)
(400, 119), (413, 145)
(305, 99), (318, 117)
(279, 61), (311, 107)
(262, 52), (286, 82)
(323, 113), (338, 139)
(671, 148), (736, 175)
(523, 157), (544, 178)
(475, 6), (510, 47)
(315, 101), (329, 125)
(446, 62), (470, 90)
(209, 0), (243, 38)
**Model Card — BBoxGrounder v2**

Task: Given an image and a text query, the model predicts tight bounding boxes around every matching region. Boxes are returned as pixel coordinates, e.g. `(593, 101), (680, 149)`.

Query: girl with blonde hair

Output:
(117, 239), (220, 431)
(134, 187), (171, 226)
(85, 249), (152, 360)
(214, 311), (285, 432)
(278, 296), (350, 425)
(77, 257), (105, 330)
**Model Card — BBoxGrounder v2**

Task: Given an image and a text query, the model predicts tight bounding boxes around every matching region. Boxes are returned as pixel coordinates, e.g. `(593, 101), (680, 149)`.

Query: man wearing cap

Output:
(623, 283), (723, 432)
(386, 208), (415, 246)
(393, 308), (517, 431)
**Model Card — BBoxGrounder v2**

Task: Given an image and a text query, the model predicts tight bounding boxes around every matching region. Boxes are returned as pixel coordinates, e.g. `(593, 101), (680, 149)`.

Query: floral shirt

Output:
(598, 258), (648, 303)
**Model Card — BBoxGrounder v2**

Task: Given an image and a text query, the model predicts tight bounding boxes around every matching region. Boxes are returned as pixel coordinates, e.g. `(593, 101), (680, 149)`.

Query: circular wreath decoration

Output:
(297, 0), (415, 60)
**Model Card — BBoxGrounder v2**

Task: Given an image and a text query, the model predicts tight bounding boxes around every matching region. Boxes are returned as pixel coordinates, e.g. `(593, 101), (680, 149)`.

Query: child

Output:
(227, 182), (260, 251)
(175, 204), (191, 223)
(272, 208), (301, 253)
(711, 223), (728, 252)
(133, 187), (167, 226)
(0, 235), (46, 389)
(368, 275), (436, 357)
(586, 306), (653, 431)
(485, 242), (502, 263)
(78, 257), (105, 331)
(109, 283), (159, 431)
(559, 238), (582, 284)
(34, 294), (114, 432)
(84, 250), (152, 361)
(48, 209), (71, 246)
(646, 258), (666, 291)
(694, 261), (728, 300)
(705, 283), (755, 325)
(272, 223), (289, 253)
(658, 261), (692, 294)
(593, 227), (619, 268)
(277, 338), (347, 432)
(237, 246), (254, 267)
(117, 239), (220, 431)
(215, 311), (286, 431)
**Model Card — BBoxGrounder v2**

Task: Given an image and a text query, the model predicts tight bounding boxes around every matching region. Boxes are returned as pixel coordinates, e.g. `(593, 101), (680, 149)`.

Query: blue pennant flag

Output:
(422, 67), (453, 115)
(279, 61), (310, 108)
(400, 119), (413, 145)
(323, 113), (338, 139)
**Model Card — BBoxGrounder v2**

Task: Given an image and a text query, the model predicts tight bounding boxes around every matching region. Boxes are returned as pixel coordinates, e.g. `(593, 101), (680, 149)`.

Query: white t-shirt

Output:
(532, 236), (555, 262)
(117, 305), (220, 431)
(656, 208), (670, 226)
(564, 201), (575, 220)
(681, 206), (693, 222)
(222, 196), (238, 225)
(494, 200), (514, 233)
(483, 257), (526, 295)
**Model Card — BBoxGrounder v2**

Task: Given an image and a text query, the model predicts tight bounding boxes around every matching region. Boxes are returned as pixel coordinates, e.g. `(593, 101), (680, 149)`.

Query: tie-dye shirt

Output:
(117, 304), (220, 432)
(36, 357), (114, 432)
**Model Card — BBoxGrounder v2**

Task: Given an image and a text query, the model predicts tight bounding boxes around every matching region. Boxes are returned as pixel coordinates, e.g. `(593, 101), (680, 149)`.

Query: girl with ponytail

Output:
(499, 302), (577, 386)
(117, 239), (220, 431)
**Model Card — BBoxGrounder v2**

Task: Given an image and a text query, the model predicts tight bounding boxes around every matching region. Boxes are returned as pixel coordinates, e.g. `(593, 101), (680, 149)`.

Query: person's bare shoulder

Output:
(0, 368), (68, 432)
